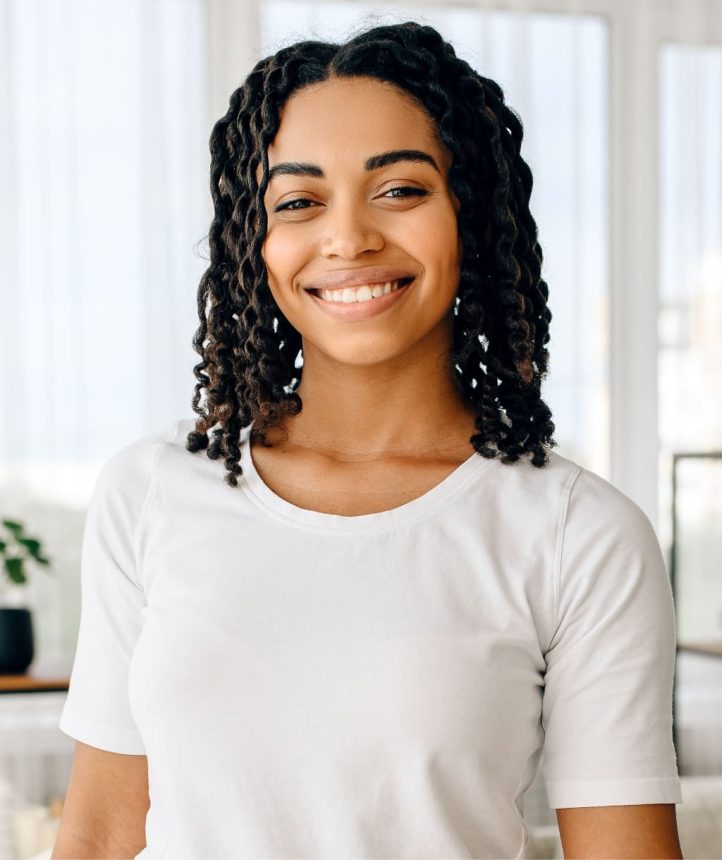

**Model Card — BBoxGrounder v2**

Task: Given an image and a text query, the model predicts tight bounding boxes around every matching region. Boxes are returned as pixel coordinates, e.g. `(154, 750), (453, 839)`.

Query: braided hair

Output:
(185, 20), (557, 488)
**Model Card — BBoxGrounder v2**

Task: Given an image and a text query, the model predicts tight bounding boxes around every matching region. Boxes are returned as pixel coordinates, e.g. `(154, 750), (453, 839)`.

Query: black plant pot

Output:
(0, 607), (35, 674)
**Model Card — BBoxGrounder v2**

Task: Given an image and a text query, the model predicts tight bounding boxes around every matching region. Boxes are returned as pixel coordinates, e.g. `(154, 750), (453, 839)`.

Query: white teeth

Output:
(317, 280), (407, 304)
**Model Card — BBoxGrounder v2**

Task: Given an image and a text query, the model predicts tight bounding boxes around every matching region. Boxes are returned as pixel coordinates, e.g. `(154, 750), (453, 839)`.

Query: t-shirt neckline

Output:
(238, 421), (493, 534)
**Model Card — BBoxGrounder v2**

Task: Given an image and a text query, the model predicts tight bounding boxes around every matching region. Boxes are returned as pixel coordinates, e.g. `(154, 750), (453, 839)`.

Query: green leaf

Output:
(3, 520), (23, 537)
(2, 520), (24, 536)
(4, 556), (26, 585)
(18, 538), (50, 565)
(18, 537), (41, 557)
(0, 540), (5, 553)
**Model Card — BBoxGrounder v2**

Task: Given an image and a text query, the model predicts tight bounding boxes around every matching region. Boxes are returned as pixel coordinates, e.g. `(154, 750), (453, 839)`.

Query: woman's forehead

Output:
(257, 80), (448, 182)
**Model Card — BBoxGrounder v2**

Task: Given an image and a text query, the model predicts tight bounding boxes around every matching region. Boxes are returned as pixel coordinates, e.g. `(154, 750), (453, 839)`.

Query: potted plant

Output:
(0, 519), (52, 674)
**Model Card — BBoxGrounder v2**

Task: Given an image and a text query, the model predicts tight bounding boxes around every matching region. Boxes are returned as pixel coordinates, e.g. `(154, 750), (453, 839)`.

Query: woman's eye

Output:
(384, 186), (429, 199)
(273, 186), (428, 213)
(274, 198), (315, 212)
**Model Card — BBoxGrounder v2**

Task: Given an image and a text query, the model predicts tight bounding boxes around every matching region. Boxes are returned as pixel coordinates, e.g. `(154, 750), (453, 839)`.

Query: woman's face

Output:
(259, 75), (462, 368)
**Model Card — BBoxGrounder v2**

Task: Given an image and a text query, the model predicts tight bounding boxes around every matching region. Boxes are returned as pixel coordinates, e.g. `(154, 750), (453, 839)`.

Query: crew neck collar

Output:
(237, 421), (493, 535)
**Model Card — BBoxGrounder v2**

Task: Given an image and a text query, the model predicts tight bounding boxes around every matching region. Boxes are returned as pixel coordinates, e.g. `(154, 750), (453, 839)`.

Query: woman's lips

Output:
(306, 278), (415, 321)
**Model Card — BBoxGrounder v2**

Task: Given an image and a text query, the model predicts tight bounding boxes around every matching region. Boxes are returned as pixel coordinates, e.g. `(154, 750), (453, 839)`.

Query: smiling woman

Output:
(187, 25), (558, 482)
(55, 19), (682, 860)
(258, 76), (471, 356)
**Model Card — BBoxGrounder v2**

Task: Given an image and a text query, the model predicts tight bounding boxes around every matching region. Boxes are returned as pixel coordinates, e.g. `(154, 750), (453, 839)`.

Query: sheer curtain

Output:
(657, 21), (722, 778)
(0, 0), (209, 669)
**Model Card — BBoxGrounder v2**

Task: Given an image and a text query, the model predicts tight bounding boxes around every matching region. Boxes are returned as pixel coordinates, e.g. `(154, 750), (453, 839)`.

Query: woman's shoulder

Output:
(542, 450), (655, 533)
(519, 452), (664, 592)
(89, 419), (183, 513)
(480, 446), (657, 551)
(99, 418), (181, 479)
(479, 445), (584, 510)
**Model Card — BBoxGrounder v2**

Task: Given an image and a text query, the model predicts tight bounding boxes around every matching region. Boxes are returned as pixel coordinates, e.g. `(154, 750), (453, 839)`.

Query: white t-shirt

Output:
(59, 416), (683, 859)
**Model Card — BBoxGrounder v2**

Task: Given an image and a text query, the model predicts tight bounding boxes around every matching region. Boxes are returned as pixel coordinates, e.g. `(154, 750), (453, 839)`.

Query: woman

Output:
(55, 21), (683, 860)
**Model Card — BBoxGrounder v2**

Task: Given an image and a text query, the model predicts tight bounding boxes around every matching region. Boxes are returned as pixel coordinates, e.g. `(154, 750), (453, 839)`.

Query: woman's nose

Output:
(320, 201), (384, 258)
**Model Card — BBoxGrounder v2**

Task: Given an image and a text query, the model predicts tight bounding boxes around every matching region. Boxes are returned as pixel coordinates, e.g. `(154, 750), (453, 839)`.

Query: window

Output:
(0, 0), (209, 506)
(658, 42), (722, 542)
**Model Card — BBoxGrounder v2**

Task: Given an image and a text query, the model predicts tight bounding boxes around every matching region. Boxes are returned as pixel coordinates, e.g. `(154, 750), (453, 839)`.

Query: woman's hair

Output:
(186, 19), (557, 488)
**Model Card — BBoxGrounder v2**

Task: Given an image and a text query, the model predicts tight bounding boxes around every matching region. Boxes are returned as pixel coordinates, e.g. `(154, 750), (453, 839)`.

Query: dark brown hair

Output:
(186, 20), (557, 487)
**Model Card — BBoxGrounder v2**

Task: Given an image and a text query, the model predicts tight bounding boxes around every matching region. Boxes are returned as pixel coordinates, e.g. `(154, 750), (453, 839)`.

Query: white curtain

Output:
(657, 35), (722, 780)
(0, 0), (209, 668)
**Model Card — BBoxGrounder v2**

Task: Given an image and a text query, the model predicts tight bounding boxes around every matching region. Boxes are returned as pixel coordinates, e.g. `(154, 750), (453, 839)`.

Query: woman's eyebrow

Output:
(267, 149), (440, 183)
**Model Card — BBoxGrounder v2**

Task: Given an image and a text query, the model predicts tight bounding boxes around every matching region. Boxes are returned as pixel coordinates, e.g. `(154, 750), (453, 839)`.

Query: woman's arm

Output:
(556, 803), (683, 859)
(52, 741), (149, 859)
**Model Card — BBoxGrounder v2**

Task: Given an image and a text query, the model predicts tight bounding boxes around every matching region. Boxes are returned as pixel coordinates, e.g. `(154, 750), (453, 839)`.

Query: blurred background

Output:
(0, 0), (720, 857)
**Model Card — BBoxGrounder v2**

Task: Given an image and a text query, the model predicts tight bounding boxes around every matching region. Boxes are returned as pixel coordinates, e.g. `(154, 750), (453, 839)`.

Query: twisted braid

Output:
(186, 21), (557, 487)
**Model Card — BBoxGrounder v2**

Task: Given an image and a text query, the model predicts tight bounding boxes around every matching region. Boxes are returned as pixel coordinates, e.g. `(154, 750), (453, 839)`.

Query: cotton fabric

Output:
(59, 417), (683, 859)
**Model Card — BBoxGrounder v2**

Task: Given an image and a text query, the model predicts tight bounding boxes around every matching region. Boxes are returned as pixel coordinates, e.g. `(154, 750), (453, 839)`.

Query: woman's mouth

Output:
(306, 276), (415, 321)
(310, 276), (414, 304)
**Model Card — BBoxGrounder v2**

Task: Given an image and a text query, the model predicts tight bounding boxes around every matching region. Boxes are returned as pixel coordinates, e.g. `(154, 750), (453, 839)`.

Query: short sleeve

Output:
(541, 466), (683, 809)
(58, 423), (175, 754)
